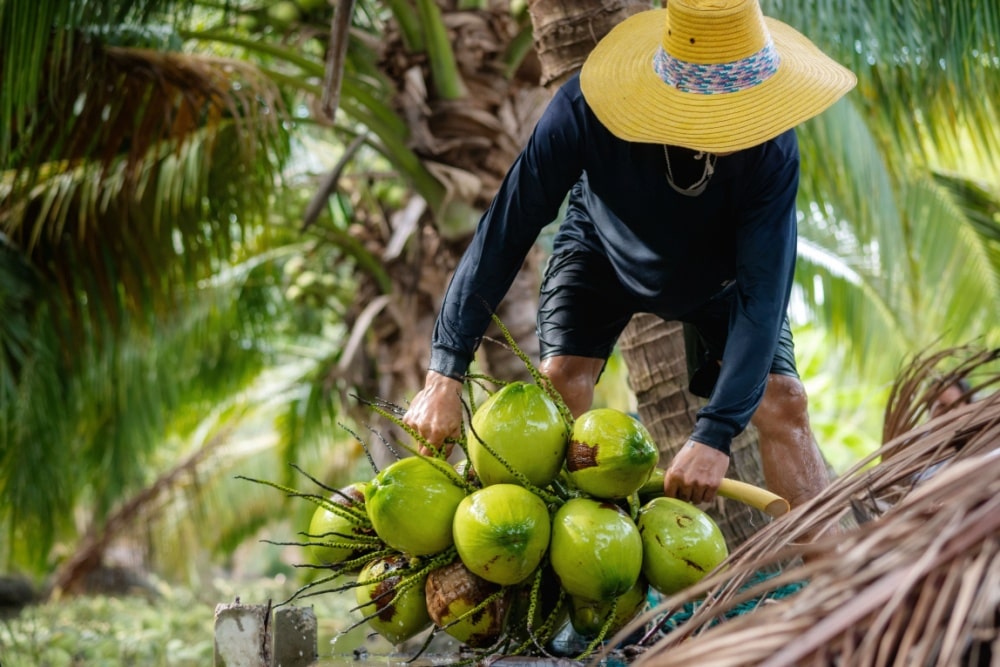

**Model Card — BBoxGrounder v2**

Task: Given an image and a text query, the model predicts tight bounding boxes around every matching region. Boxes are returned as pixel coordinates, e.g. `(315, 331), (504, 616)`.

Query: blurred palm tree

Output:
(0, 0), (298, 586)
(0, 0), (550, 591)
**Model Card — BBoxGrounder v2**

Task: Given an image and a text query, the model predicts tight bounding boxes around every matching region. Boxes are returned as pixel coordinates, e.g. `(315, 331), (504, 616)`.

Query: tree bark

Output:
(527, 0), (644, 88)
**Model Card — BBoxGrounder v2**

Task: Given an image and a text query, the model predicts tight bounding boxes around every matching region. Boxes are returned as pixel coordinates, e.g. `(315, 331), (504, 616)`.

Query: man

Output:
(929, 378), (974, 420)
(402, 0), (856, 510)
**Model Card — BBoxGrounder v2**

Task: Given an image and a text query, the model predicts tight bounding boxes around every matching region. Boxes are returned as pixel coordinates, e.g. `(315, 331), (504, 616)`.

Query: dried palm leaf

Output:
(6, 42), (282, 179)
(598, 345), (1000, 667)
(882, 345), (1000, 443)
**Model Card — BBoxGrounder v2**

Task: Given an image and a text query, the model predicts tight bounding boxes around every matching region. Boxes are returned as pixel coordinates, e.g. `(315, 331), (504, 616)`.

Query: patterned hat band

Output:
(652, 40), (780, 94)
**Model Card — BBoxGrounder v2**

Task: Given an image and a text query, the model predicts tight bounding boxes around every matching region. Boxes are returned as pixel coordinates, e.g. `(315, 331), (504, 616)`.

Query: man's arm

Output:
(690, 138), (800, 456)
(427, 78), (591, 380)
(665, 135), (801, 502)
(406, 77), (591, 449)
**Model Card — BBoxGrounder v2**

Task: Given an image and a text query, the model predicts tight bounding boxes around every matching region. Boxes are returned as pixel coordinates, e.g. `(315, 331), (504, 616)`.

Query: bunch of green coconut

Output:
(294, 370), (731, 661)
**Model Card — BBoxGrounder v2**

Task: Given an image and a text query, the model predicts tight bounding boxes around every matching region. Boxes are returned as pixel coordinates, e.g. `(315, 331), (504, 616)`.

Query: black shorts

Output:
(536, 250), (799, 398)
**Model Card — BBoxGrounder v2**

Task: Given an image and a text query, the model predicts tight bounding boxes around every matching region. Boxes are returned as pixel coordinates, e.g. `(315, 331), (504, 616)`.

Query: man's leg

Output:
(535, 250), (635, 419)
(538, 355), (606, 418)
(750, 373), (831, 509)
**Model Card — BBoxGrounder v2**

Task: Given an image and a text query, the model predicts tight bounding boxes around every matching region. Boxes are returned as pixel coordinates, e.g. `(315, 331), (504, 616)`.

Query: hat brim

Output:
(580, 9), (857, 152)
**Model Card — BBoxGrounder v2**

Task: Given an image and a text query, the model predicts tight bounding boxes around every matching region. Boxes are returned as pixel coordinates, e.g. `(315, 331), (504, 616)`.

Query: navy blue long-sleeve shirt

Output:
(429, 73), (799, 455)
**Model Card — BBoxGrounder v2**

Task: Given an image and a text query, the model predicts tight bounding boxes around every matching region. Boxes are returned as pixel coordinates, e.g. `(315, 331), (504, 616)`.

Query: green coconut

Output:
(355, 555), (431, 645)
(452, 484), (551, 586)
(266, 0), (301, 26)
(637, 496), (729, 595)
(569, 576), (649, 639)
(468, 382), (568, 488)
(365, 456), (466, 556)
(424, 560), (510, 648)
(566, 409), (659, 499)
(549, 497), (643, 602)
(307, 481), (374, 567)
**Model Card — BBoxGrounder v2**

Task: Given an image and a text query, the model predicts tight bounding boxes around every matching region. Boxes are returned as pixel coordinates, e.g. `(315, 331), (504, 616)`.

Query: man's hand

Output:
(663, 440), (730, 505)
(402, 371), (464, 456)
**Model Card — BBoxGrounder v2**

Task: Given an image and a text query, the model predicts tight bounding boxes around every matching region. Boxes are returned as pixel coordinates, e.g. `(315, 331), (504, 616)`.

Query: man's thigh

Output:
(536, 250), (637, 362)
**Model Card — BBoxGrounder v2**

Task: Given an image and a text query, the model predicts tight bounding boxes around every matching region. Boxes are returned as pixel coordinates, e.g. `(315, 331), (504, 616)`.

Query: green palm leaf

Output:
(769, 0), (1000, 167)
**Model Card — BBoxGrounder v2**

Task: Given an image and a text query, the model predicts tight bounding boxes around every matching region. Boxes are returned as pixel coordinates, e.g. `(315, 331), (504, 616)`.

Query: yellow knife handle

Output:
(639, 469), (790, 518)
(718, 478), (790, 518)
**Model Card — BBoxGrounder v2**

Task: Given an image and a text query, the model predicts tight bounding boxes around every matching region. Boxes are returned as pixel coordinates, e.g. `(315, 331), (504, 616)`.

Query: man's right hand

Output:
(663, 439), (730, 505)
(401, 371), (464, 456)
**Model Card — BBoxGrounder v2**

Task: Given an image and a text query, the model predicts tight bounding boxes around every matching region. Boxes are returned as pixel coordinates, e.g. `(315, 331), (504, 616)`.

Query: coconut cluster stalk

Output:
(237, 469), (387, 572)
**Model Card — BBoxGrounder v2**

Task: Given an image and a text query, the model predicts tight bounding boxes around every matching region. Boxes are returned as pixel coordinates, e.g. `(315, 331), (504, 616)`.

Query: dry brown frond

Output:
(882, 345), (1000, 444)
(599, 345), (1000, 667)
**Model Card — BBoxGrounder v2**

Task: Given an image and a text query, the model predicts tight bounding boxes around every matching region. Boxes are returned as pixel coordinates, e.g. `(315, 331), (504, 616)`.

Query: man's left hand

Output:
(663, 440), (730, 505)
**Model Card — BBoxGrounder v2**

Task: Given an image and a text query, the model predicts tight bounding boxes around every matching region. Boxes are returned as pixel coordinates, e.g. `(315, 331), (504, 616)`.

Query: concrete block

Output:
(214, 601), (269, 667)
(271, 605), (318, 667)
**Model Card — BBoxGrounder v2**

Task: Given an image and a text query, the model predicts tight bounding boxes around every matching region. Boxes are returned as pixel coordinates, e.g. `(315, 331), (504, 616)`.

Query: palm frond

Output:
(932, 170), (1000, 284)
(2, 121), (284, 345)
(797, 98), (905, 269)
(0, 241), (42, 398)
(768, 0), (1000, 170)
(796, 100), (1000, 380)
(0, 248), (293, 568)
(0, 304), (77, 557)
(795, 236), (909, 378)
(111, 345), (363, 583)
(0, 1), (195, 165)
(3, 41), (284, 184)
(900, 176), (1000, 344)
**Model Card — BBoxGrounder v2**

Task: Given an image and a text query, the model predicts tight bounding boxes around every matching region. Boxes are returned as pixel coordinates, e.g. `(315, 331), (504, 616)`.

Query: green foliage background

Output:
(0, 0), (997, 647)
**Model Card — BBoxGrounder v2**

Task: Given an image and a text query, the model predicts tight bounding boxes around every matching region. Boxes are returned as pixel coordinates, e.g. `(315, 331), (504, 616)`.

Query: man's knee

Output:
(538, 355), (603, 417)
(752, 374), (810, 430)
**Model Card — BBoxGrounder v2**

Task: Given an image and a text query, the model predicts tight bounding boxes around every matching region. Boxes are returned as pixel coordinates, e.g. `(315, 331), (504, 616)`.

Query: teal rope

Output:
(652, 570), (806, 634)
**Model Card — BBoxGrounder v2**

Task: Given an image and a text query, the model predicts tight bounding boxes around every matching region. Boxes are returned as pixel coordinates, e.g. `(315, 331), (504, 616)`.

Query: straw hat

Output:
(579, 0), (857, 153)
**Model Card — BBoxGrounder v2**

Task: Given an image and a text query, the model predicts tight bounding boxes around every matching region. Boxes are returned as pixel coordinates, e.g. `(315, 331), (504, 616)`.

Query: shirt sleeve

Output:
(429, 79), (589, 379)
(689, 142), (801, 455)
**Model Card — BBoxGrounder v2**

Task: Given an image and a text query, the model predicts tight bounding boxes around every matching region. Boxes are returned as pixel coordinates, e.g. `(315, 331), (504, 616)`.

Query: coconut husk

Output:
(598, 346), (1000, 666)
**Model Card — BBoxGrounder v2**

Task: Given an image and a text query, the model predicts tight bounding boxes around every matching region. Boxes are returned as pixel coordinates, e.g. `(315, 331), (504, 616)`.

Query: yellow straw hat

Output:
(579, 0), (857, 153)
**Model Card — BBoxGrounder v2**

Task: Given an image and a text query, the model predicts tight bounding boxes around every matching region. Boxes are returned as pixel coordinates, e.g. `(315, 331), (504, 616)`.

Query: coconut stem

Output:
(639, 470), (790, 518)
(576, 596), (619, 660)
(508, 565), (568, 656)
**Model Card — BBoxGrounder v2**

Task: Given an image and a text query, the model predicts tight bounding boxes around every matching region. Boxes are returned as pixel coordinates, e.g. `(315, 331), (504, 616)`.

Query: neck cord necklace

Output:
(664, 146), (716, 197)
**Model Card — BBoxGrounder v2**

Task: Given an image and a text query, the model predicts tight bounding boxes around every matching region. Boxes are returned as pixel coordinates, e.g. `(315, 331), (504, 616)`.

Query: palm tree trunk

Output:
(527, 0), (644, 88)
